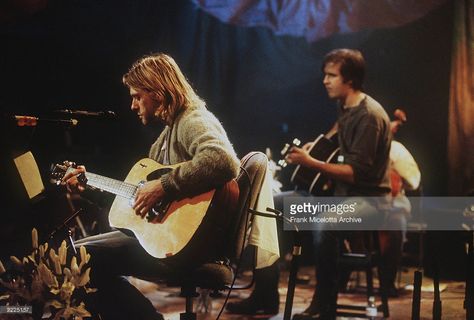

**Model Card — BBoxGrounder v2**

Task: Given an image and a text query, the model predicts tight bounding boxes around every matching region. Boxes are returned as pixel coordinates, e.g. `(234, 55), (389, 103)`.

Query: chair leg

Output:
(366, 266), (374, 298)
(378, 266), (390, 318)
(179, 297), (196, 320)
(180, 286), (198, 320)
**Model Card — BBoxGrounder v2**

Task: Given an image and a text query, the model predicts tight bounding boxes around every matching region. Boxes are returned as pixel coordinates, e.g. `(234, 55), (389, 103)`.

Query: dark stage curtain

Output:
(0, 0), (454, 197)
(448, 0), (474, 195)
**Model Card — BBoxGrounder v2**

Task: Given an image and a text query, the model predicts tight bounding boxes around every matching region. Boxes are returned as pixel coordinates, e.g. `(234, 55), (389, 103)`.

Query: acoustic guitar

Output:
(279, 131), (340, 196)
(279, 108), (407, 196)
(51, 158), (239, 259)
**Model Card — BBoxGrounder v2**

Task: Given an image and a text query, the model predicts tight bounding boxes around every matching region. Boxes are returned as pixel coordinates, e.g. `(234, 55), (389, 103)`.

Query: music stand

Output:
(13, 151), (45, 202)
(13, 151), (88, 253)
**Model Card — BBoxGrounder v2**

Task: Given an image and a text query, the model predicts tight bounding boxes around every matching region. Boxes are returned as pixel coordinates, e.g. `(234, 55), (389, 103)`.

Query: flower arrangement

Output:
(0, 228), (96, 320)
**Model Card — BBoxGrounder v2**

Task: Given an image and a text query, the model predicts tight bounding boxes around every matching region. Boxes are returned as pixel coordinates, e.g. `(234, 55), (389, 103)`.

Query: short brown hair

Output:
(323, 49), (365, 90)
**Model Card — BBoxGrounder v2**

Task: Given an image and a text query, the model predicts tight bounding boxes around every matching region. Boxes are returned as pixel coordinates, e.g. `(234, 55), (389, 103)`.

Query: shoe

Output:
(292, 312), (321, 320)
(384, 284), (400, 298)
(293, 301), (337, 320)
(293, 312), (336, 320)
(226, 295), (279, 315)
(292, 305), (320, 320)
(296, 275), (311, 285)
(144, 311), (164, 320)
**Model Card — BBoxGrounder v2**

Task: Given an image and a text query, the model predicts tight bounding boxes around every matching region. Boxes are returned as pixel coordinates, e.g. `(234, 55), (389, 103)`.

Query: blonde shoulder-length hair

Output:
(122, 53), (204, 122)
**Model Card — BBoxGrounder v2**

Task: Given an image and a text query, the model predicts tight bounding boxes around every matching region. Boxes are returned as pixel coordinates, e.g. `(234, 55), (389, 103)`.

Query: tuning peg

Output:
(281, 143), (290, 155)
(63, 160), (77, 168)
(292, 138), (301, 146)
(278, 159), (287, 168)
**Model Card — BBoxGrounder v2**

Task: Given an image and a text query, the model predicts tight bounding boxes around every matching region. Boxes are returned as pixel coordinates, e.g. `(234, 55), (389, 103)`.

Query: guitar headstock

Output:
(278, 138), (301, 168)
(391, 108), (407, 134)
(50, 161), (77, 185)
(394, 109), (407, 123)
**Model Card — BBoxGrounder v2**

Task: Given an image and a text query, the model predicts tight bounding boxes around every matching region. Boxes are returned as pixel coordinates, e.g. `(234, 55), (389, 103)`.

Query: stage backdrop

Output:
(0, 0), (455, 196)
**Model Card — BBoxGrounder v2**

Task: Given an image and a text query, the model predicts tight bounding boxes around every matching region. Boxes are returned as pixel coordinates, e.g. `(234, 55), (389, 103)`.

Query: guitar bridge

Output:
(146, 200), (171, 223)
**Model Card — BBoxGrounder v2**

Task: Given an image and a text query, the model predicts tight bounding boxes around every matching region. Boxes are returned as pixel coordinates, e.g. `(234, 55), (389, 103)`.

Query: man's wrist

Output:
(160, 174), (175, 196)
(309, 158), (324, 170)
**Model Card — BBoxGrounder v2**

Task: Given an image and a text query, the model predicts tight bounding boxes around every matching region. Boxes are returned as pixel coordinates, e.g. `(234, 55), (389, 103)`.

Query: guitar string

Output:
(86, 172), (138, 199)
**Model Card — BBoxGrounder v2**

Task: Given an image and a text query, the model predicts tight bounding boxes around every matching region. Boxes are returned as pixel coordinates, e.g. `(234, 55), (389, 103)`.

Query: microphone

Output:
(13, 115), (78, 127)
(55, 109), (117, 119)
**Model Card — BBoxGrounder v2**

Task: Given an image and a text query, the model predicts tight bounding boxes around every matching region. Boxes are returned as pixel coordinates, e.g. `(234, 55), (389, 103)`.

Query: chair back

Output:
(224, 151), (269, 261)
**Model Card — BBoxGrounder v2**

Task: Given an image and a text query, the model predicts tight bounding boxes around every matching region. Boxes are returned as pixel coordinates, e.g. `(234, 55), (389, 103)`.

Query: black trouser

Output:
(310, 197), (388, 318)
(312, 230), (344, 318)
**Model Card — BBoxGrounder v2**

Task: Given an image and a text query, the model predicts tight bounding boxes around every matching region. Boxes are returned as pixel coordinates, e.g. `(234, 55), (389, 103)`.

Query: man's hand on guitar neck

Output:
(133, 179), (166, 218)
(62, 165), (87, 193)
(283, 142), (313, 164)
(302, 142), (314, 151)
(286, 146), (355, 185)
(285, 146), (314, 167)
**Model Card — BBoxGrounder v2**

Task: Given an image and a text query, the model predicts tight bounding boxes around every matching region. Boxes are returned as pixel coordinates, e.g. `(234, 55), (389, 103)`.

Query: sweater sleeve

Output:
(160, 109), (240, 197)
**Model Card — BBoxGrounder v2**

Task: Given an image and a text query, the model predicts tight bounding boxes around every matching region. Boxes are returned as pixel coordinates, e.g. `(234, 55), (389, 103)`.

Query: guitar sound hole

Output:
(147, 168), (173, 181)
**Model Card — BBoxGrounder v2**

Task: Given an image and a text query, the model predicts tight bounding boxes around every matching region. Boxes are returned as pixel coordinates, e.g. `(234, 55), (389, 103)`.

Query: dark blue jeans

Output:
(75, 230), (173, 320)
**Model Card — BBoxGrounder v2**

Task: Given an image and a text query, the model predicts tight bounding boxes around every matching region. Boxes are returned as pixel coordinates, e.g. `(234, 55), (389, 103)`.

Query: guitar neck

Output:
(85, 172), (137, 199)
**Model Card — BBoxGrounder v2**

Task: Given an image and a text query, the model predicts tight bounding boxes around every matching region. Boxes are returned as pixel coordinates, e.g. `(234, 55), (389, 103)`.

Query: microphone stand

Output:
(432, 256), (442, 320)
(284, 229), (301, 320)
(11, 115), (79, 127)
(45, 208), (84, 254)
(411, 270), (422, 320)
(464, 205), (474, 320)
(249, 207), (300, 320)
(465, 229), (474, 320)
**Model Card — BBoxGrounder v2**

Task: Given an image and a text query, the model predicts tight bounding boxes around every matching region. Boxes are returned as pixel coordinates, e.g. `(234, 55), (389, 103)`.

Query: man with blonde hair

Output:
(66, 53), (240, 320)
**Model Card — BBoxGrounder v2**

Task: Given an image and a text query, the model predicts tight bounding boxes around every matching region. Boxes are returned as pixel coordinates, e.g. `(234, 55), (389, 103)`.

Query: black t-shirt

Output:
(335, 95), (392, 196)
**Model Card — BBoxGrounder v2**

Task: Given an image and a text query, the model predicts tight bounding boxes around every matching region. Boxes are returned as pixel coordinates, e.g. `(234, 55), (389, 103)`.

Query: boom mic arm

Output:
(13, 115), (78, 127)
(55, 109), (116, 118)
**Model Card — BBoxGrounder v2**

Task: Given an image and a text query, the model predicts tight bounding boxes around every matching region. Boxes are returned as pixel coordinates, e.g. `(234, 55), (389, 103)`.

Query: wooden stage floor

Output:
(131, 266), (467, 320)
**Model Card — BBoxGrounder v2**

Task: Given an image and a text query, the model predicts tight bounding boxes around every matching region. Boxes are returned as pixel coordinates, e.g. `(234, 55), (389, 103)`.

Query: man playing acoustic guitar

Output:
(64, 53), (240, 320)
(228, 49), (392, 319)
(288, 49), (392, 319)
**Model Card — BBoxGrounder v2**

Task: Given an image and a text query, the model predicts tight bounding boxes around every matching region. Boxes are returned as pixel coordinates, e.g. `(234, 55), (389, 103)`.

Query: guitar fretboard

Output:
(85, 172), (138, 199)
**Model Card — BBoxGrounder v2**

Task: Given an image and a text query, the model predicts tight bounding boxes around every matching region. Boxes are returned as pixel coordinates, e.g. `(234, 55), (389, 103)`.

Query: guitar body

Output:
(290, 134), (340, 195)
(52, 158), (239, 261)
(109, 159), (221, 259)
(282, 109), (405, 196)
